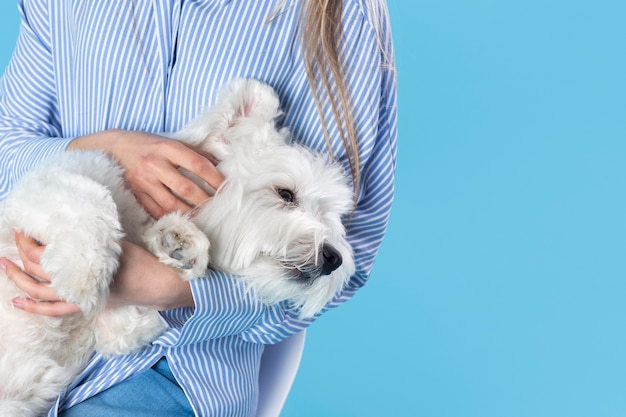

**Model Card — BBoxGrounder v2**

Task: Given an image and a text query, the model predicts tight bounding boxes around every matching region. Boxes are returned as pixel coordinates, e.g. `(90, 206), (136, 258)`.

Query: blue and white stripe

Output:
(0, 0), (397, 415)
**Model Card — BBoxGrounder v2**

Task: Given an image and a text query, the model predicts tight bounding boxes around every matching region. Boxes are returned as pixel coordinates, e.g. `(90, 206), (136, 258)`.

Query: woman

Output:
(0, 0), (397, 415)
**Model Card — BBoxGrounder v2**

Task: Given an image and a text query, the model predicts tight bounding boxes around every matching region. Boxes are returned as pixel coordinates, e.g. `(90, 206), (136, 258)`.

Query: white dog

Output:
(0, 79), (355, 416)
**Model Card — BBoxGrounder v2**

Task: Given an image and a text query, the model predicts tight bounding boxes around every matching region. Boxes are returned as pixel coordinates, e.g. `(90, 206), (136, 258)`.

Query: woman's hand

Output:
(3, 232), (194, 316)
(2, 232), (81, 316)
(69, 129), (225, 218)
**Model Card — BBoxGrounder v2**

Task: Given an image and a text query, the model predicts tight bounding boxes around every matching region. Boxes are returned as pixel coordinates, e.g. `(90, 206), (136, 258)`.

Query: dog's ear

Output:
(223, 78), (282, 126)
(176, 79), (284, 160)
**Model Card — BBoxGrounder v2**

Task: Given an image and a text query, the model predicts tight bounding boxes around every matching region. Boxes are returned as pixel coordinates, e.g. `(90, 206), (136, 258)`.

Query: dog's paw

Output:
(144, 213), (210, 281)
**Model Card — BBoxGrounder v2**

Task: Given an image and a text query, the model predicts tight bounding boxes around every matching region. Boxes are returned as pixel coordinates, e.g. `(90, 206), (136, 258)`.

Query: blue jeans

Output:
(60, 358), (194, 417)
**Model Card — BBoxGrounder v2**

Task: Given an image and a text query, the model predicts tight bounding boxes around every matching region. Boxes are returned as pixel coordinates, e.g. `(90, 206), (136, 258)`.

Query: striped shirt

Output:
(0, 0), (397, 415)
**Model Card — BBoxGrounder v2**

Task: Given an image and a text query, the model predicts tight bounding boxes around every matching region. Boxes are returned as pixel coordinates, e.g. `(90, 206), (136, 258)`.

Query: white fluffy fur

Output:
(0, 79), (354, 415)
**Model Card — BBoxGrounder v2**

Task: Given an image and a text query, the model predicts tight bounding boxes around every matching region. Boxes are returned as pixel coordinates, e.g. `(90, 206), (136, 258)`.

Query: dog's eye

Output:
(276, 188), (296, 205)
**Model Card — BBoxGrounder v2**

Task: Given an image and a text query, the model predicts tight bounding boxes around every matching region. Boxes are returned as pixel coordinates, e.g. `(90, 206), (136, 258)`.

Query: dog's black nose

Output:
(321, 244), (342, 276)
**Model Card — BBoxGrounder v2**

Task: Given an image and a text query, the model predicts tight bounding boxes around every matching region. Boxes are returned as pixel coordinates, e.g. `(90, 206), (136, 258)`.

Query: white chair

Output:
(255, 330), (306, 417)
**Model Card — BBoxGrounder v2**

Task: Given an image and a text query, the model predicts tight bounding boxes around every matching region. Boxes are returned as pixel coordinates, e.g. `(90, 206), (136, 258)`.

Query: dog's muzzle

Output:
(321, 244), (342, 276)
(285, 243), (343, 283)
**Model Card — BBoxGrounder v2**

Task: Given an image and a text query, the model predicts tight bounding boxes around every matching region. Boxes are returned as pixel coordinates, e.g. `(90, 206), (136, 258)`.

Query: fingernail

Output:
(12, 298), (23, 309)
(10, 229), (16, 239)
(0, 258), (6, 270)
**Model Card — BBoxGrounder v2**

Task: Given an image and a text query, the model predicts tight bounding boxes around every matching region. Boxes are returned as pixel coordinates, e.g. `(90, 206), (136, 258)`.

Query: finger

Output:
(143, 180), (194, 216)
(133, 156), (199, 213)
(1, 257), (63, 302)
(181, 142), (221, 166)
(14, 231), (50, 281)
(146, 151), (216, 207)
(12, 297), (82, 316)
(135, 192), (166, 219)
(167, 142), (225, 193)
(160, 167), (214, 209)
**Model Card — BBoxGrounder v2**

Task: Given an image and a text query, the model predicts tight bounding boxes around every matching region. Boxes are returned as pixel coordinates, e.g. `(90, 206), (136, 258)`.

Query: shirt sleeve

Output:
(0, 0), (74, 200)
(177, 1), (398, 346)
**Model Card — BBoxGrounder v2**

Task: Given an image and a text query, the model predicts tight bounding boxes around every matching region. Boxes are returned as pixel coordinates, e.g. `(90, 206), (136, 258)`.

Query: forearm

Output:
(107, 240), (195, 311)
(67, 128), (124, 153)
(6, 233), (195, 316)
(0, 128), (125, 199)
(0, 129), (74, 200)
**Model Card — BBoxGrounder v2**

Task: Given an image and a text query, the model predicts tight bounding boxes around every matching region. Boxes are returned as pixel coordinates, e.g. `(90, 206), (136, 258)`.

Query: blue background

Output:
(1, 2), (624, 416)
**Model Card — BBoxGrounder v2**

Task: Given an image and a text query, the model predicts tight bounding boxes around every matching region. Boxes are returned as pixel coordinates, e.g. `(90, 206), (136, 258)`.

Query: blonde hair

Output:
(270, 0), (393, 199)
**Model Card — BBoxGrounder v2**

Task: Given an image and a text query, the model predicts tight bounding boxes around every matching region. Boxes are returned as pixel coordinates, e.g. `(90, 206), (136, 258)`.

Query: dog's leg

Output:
(94, 306), (167, 356)
(2, 170), (122, 315)
(143, 213), (210, 281)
